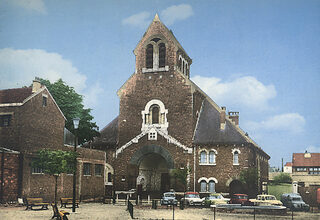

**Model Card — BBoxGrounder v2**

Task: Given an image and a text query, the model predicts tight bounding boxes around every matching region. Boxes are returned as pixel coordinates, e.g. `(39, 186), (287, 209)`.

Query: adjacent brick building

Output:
(0, 79), (105, 203)
(91, 15), (270, 198)
(291, 152), (320, 206)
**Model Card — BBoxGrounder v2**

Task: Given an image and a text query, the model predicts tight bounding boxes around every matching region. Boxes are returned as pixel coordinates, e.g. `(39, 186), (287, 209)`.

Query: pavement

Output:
(0, 202), (320, 220)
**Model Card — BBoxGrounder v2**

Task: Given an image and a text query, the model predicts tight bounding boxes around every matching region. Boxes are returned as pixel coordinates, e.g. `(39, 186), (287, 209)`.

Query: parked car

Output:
(229, 194), (252, 205)
(250, 194), (283, 206)
(181, 192), (204, 206)
(203, 193), (230, 207)
(160, 192), (178, 205)
(281, 193), (309, 211)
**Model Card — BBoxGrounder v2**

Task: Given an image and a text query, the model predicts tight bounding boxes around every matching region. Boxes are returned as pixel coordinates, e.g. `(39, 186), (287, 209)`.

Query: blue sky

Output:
(1, 0), (319, 167)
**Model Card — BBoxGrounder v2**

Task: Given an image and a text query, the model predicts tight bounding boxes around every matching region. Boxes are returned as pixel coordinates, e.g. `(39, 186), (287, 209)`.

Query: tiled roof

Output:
(0, 87), (32, 104)
(292, 153), (320, 167)
(284, 162), (292, 167)
(193, 99), (247, 144)
(90, 116), (118, 148)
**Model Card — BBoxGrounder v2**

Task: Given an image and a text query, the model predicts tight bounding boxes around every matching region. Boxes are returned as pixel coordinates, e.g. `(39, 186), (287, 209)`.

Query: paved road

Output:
(0, 203), (319, 220)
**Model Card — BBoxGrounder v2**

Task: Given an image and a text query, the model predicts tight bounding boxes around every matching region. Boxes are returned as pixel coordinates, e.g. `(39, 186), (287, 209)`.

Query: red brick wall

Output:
(0, 152), (20, 202)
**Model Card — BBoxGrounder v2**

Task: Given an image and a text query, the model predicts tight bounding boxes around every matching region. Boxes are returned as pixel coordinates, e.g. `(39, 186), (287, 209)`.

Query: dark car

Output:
(160, 192), (178, 205)
(229, 194), (252, 206)
(281, 193), (309, 211)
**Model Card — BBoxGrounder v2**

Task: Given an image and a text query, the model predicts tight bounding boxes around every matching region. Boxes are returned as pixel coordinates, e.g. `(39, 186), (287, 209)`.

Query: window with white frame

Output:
(148, 132), (157, 140)
(208, 181), (215, 193)
(200, 180), (207, 192)
(209, 151), (216, 164)
(200, 151), (207, 164)
(83, 163), (92, 176)
(232, 149), (240, 165)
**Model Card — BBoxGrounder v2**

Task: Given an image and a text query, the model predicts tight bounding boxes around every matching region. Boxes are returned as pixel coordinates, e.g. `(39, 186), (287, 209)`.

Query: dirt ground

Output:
(0, 203), (319, 220)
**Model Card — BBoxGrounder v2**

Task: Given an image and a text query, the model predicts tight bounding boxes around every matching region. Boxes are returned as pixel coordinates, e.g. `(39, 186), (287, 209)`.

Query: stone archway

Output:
(130, 145), (174, 192)
(229, 180), (244, 196)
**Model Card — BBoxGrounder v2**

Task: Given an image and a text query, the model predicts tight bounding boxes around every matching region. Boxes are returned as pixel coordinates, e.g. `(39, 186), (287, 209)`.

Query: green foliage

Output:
(239, 167), (258, 188)
(268, 183), (292, 200)
(171, 167), (191, 191)
(32, 149), (77, 176)
(39, 78), (99, 144)
(273, 173), (292, 184)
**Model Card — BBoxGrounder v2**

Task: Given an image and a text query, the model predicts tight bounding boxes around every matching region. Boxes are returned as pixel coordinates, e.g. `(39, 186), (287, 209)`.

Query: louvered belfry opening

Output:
(146, 44), (153, 68)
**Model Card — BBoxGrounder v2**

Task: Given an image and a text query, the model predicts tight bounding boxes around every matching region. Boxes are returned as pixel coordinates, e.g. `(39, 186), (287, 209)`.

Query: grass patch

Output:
(268, 183), (292, 199)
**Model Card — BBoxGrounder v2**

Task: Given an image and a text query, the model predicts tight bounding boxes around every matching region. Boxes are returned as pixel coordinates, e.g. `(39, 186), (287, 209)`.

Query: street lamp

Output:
(72, 117), (80, 213)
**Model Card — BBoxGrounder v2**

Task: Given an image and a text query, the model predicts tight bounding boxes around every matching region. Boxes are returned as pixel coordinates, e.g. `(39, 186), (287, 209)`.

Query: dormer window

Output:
(146, 44), (153, 69)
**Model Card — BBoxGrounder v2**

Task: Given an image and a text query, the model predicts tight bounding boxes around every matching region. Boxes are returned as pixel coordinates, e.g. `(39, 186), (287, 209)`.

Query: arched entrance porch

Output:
(129, 145), (174, 193)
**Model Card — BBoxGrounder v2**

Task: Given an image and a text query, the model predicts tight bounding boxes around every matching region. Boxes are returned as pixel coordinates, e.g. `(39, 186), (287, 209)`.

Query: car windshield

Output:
(209, 195), (222, 199)
(292, 197), (302, 201)
(186, 194), (200, 198)
(164, 193), (175, 198)
(236, 195), (247, 199)
(266, 196), (275, 200)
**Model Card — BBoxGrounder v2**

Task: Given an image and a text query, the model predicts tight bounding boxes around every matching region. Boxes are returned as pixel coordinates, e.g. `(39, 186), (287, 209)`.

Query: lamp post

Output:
(72, 117), (80, 213)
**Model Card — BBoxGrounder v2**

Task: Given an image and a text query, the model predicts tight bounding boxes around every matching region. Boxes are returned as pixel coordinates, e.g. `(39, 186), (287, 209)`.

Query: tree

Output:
(171, 167), (191, 192)
(273, 173), (292, 184)
(38, 78), (99, 144)
(32, 149), (77, 204)
(240, 168), (259, 197)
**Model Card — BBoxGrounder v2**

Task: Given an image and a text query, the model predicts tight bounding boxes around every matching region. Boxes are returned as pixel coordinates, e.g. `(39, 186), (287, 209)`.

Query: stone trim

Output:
(116, 125), (192, 157)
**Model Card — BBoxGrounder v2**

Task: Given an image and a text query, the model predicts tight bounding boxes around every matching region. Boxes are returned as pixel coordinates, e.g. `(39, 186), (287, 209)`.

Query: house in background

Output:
(89, 14), (270, 198)
(292, 152), (320, 207)
(0, 79), (105, 203)
(284, 162), (292, 174)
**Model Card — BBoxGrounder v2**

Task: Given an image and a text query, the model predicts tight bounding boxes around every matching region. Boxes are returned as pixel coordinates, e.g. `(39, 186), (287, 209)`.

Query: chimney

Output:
(220, 106), (226, 130)
(228, 111), (239, 126)
(32, 77), (41, 93)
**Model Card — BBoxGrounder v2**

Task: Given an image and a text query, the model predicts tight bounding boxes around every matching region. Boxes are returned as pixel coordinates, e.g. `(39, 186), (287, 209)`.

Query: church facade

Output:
(92, 15), (270, 197)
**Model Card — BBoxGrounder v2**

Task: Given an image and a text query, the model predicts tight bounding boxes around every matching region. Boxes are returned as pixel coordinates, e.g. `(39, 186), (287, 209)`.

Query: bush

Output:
(273, 173), (292, 184)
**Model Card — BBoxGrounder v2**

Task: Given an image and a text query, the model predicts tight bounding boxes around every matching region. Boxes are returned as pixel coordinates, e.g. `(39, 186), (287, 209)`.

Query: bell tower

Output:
(133, 14), (192, 78)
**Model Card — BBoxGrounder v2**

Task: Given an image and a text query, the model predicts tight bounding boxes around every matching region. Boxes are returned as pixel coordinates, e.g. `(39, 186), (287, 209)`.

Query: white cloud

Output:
(83, 82), (104, 109)
(161, 4), (194, 25)
(8, 0), (47, 14)
(122, 12), (151, 28)
(191, 75), (277, 111)
(0, 48), (103, 108)
(246, 113), (306, 134)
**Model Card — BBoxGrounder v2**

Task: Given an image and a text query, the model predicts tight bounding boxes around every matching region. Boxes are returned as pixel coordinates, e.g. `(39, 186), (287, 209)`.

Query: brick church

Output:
(91, 14), (270, 197)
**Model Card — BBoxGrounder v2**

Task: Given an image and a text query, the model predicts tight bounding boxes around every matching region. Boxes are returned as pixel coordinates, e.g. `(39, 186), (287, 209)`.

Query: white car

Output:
(181, 192), (204, 206)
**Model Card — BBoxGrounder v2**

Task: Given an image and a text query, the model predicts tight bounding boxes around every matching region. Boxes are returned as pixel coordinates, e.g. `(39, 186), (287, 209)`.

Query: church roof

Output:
(193, 99), (246, 144)
(91, 116), (118, 147)
(0, 87), (32, 104)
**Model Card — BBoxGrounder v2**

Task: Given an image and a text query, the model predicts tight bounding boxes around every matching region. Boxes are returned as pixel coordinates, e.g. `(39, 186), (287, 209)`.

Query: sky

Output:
(0, 0), (319, 167)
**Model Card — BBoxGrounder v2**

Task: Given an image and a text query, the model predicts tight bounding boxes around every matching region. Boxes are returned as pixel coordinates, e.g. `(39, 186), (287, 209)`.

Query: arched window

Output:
(178, 58), (182, 71)
(233, 151), (239, 165)
(208, 181), (215, 193)
(200, 151), (207, 164)
(209, 151), (216, 164)
(146, 44), (153, 69)
(159, 43), (166, 68)
(150, 105), (159, 124)
(200, 180), (207, 192)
